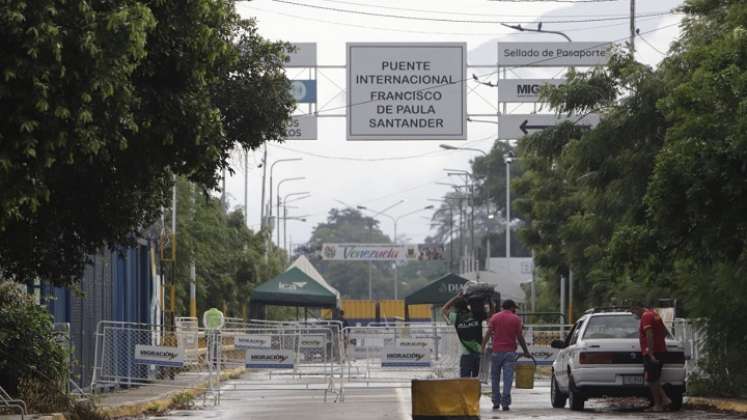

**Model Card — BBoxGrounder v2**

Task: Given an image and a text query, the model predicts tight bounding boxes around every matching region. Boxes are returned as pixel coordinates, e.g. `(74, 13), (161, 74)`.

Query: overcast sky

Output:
(225, 0), (686, 250)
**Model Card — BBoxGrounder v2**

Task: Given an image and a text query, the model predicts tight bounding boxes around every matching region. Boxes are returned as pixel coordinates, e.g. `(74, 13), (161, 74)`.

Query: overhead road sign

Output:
(286, 43), (317, 67)
(498, 42), (612, 67)
(498, 114), (600, 140)
(498, 79), (566, 103)
(286, 115), (317, 140)
(347, 43), (467, 141)
(289, 80), (316, 103)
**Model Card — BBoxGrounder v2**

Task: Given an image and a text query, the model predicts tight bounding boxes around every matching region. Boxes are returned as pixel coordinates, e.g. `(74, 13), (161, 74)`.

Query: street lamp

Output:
(283, 192), (310, 257)
(358, 204), (435, 299)
(267, 158), (302, 227)
(445, 169), (476, 273)
(439, 144), (488, 156)
(276, 177), (305, 246)
(429, 198), (456, 271)
(503, 152), (514, 261)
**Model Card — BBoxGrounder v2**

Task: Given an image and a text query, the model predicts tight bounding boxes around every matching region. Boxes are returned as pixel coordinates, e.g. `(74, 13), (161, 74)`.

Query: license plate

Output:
(622, 375), (644, 385)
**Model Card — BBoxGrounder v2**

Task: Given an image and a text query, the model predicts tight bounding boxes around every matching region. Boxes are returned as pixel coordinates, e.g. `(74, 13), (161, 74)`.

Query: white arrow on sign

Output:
(498, 114), (600, 140)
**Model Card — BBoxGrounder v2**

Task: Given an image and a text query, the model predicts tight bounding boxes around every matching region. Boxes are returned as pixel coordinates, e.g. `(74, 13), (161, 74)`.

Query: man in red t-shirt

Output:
(481, 300), (531, 411)
(631, 303), (671, 411)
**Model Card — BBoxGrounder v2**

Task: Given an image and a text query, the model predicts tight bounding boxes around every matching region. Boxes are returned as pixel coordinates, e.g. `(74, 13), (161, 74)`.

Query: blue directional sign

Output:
(289, 80), (317, 103)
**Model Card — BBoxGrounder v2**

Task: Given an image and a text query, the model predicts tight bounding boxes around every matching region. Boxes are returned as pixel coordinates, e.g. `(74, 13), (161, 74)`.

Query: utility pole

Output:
(630, 0), (636, 54)
(260, 145), (268, 228)
(244, 150), (249, 227)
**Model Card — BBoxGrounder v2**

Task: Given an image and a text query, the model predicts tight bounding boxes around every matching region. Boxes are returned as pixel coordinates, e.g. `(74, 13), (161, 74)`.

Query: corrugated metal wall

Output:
(44, 243), (154, 388)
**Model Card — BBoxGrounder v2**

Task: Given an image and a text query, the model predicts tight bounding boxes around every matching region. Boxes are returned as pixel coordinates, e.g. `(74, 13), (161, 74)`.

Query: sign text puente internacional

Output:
(347, 43), (466, 141)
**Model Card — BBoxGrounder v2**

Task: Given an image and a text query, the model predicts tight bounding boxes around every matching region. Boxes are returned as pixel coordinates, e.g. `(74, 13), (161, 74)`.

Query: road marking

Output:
(396, 387), (409, 420)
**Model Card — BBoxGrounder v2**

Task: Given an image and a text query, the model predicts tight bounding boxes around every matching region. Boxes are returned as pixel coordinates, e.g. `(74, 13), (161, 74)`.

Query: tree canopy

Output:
(509, 0), (747, 396)
(0, 0), (294, 285)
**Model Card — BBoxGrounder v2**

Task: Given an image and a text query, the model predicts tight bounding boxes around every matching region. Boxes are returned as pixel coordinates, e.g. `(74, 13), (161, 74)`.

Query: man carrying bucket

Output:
(481, 299), (532, 411)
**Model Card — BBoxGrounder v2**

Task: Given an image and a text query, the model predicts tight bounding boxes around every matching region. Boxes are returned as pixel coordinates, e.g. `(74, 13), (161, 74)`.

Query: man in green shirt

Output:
(442, 292), (483, 377)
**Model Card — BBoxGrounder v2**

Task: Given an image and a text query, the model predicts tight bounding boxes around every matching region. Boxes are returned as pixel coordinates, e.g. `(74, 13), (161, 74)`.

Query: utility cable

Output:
(311, 0), (646, 18)
(271, 0), (675, 25)
(636, 28), (667, 56)
(246, 5), (665, 37)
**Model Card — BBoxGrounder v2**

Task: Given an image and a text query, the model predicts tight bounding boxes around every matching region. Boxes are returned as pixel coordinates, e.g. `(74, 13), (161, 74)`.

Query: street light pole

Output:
(276, 177), (305, 247)
(504, 153), (513, 260)
(282, 192), (310, 258)
(428, 198), (454, 272)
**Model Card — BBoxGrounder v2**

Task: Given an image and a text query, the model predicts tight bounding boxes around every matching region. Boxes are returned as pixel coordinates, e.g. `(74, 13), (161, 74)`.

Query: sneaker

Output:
(492, 404), (501, 410)
(502, 406), (510, 411)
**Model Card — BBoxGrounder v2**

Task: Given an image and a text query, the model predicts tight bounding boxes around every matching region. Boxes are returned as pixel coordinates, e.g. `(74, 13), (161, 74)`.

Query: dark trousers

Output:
(460, 353), (481, 378)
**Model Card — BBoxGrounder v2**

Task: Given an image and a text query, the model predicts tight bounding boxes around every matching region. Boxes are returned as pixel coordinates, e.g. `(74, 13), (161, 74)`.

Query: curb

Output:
(686, 396), (747, 414)
(99, 367), (245, 418)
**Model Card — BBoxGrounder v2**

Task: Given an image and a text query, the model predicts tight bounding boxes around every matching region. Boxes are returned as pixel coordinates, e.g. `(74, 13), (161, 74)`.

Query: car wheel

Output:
(550, 372), (567, 408)
(568, 374), (585, 411)
(666, 387), (683, 411)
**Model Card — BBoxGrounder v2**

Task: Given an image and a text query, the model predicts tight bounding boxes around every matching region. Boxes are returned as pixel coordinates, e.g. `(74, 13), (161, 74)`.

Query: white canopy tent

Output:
(287, 255), (342, 309)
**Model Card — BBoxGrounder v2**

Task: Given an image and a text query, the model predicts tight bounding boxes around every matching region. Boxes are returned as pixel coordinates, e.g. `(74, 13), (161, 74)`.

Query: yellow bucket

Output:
(514, 358), (536, 389)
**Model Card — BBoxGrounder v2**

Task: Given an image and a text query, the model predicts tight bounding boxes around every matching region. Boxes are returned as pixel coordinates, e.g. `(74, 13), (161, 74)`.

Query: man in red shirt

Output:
(631, 303), (672, 411)
(481, 299), (531, 411)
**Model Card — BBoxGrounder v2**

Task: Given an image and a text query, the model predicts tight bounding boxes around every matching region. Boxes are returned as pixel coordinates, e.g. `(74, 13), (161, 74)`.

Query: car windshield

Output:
(582, 315), (639, 339)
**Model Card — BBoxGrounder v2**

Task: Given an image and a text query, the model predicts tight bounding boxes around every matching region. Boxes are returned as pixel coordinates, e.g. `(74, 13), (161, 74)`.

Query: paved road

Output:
(150, 376), (742, 420)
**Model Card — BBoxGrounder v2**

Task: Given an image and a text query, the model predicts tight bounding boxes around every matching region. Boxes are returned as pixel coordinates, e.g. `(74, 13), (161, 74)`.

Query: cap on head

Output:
(501, 299), (516, 310)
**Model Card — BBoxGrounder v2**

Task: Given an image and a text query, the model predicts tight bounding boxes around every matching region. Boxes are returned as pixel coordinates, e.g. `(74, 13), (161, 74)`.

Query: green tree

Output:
(0, 1), (294, 285)
(0, 281), (68, 407)
(168, 178), (283, 317)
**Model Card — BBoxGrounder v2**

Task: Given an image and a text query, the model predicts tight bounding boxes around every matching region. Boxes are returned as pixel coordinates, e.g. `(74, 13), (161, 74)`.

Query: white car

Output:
(550, 310), (686, 411)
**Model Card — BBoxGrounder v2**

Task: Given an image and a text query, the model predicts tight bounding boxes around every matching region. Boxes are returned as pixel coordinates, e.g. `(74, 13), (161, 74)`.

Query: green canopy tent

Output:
(403, 273), (470, 321)
(249, 266), (340, 319)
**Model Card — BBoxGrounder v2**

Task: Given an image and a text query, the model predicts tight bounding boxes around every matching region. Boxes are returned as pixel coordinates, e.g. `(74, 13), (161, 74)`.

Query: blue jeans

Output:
(491, 352), (517, 408)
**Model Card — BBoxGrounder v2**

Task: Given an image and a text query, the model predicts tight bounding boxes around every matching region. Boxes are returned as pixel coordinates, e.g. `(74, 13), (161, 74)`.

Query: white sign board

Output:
(235, 335), (272, 349)
(321, 243), (418, 261)
(499, 79), (566, 103)
(498, 114), (600, 140)
(287, 43), (317, 67)
(134, 345), (185, 368)
(245, 349), (295, 369)
(299, 336), (327, 349)
(286, 115), (317, 140)
(498, 42), (612, 67)
(381, 346), (432, 368)
(347, 43), (467, 140)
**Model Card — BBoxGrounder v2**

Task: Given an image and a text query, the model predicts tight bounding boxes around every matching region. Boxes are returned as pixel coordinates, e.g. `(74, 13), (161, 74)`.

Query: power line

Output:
(271, 0), (675, 25)
(490, 0), (620, 3)
(247, 5), (665, 37)
(636, 29), (667, 56)
(312, 0), (641, 18)
(269, 135), (496, 162)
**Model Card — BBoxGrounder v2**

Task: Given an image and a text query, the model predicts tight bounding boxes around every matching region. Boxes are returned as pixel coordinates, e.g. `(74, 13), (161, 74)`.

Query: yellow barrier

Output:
(343, 299), (376, 319)
(379, 299), (404, 319)
(409, 304), (432, 320)
(412, 379), (480, 419)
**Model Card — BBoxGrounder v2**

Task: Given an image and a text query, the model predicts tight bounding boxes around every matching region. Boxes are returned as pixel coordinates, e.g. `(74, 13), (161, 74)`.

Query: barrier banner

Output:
(381, 345), (432, 367)
(235, 335), (272, 349)
(299, 336), (327, 349)
(246, 349), (295, 369)
(134, 345), (185, 367)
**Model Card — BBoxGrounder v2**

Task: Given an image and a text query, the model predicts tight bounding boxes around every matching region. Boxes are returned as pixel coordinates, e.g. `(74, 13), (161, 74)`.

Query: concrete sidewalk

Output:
(96, 367), (244, 418)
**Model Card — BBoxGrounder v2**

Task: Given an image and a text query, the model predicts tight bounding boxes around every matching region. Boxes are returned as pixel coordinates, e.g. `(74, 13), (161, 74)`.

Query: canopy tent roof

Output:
(251, 267), (339, 307)
(287, 255), (341, 306)
(404, 273), (470, 305)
